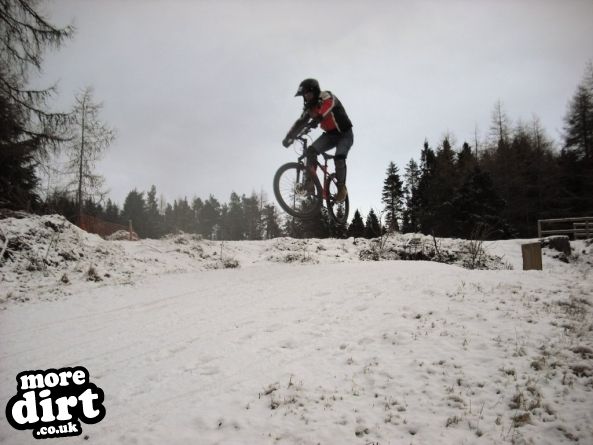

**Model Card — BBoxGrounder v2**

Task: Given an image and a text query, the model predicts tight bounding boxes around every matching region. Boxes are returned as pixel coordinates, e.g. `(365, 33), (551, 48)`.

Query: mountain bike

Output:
(273, 125), (349, 224)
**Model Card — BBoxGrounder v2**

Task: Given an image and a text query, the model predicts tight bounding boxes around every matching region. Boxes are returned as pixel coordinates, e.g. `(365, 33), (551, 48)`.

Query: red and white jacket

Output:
(304, 91), (352, 134)
(286, 91), (353, 140)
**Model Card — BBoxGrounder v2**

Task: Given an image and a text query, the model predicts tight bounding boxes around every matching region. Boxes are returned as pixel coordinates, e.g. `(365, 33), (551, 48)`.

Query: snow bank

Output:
(0, 214), (541, 306)
(0, 214), (592, 444)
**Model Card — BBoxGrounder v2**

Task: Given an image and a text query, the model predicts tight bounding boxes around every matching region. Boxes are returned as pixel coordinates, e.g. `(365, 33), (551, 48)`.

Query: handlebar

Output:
(283, 121), (316, 149)
(296, 123), (314, 138)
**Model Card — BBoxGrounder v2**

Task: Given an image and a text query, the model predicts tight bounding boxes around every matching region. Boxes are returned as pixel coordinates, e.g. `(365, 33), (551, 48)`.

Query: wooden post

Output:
(522, 243), (542, 271)
(129, 220), (133, 241)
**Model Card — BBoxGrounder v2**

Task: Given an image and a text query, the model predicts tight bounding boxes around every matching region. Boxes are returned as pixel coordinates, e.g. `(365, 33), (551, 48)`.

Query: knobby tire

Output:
(325, 173), (349, 224)
(273, 162), (322, 219)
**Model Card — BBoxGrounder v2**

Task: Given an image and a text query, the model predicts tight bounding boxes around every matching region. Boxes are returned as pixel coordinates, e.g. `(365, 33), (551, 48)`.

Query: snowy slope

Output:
(1, 215), (592, 444)
(0, 215), (517, 307)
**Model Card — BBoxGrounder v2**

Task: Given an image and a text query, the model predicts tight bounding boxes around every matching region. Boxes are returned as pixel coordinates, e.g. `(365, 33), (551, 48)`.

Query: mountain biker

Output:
(282, 78), (353, 202)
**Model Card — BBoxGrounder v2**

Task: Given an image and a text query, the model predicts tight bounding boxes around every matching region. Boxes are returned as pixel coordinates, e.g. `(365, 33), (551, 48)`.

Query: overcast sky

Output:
(38, 0), (593, 220)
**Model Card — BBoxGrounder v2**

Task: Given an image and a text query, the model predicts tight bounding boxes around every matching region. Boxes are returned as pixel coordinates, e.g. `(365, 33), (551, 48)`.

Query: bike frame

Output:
(296, 135), (335, 201)
(274, 123), (349, 224)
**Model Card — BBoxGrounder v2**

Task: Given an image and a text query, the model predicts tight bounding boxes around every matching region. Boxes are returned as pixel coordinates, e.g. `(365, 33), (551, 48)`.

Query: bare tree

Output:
(489, 100), (511, 149)
(65, 87), (115, 223)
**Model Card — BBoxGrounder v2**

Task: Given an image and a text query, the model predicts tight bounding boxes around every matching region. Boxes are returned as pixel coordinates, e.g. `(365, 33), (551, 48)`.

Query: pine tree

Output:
(0, 94), (40, 209)
(104, 199), (120, 224)
(144, 185), (164, 238)
(518, 120), (563, 229)
(83, 198), (103, 217)
(242, 193), (262, 240)
(560, 63), (593, 215)
(381, 162), (403, 232)
(262, 204), (282, 239)
(364, 209), (381, 239)
(0, 1), (73, 209)
(427, 137), (458, 237)
(402, 159), (421, 233)
(199, 195), (221, 239)
(218, 204), (229, 239)
(300, 208), (330, 239)
(164, 203), (174, 234)
(347, 210), (365, 238)
(328, 205), (348, 238)
(191, 198), (203, 232)
(416, 140), (436, 234)
(42, 189), (77, 222)
(122, 190), (146, 237)
(224, 192), (244, 240)
(564, 63), (593, 161)
(451, 166), (512, 239)
(173, 198), (195, 234)
(457, 142), (477, 176)
(284, 216), (304, 239)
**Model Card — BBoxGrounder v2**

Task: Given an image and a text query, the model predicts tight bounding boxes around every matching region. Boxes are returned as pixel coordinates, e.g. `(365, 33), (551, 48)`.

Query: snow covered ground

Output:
(1, 215), (592, 444)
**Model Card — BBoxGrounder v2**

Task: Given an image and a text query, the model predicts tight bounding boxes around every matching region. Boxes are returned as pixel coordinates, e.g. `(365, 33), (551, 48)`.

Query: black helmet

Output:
(295, 78), (320, 97)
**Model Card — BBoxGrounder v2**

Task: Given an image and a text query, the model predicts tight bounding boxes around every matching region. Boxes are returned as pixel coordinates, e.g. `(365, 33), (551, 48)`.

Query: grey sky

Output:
(39, 0), (593, 219)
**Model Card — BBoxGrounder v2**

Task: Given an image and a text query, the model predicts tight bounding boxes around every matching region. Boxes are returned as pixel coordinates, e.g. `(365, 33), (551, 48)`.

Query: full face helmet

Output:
(294, 78), (320, 99)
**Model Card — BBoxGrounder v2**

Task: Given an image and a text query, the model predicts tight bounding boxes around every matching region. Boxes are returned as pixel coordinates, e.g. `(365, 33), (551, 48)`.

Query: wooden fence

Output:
(537, 217), (593, 240)
(79, 214), (138, 240)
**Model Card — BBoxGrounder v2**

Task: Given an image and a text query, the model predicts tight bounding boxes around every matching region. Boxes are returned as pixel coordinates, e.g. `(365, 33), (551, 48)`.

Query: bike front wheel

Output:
(273, 162), (322, 219)
(325, 173), (350, 224)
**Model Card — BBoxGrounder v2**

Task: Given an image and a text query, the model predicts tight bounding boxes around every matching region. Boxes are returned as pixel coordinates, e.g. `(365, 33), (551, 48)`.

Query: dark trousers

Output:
(308, 128), (353, 185)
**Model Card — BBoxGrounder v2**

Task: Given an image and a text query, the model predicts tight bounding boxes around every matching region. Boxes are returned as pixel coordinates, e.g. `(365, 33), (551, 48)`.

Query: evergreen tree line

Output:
(380, 65), (593, 239)
(42, 186), (390, 240)
(43, 187), (275, 240)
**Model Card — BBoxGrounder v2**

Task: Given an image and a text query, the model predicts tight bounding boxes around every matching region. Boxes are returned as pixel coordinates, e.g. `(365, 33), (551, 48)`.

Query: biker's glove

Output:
(309, 117), (321, 128)
(282, 137), (293, 148)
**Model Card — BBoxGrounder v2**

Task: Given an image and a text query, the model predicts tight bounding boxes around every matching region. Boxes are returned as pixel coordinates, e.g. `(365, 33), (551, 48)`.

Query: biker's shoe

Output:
(335, 184), (348, 202)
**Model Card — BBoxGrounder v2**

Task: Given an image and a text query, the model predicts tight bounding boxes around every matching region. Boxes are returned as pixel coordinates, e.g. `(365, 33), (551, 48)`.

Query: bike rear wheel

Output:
(273, 162), (322, 219)
(325, 173), (349, 224)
